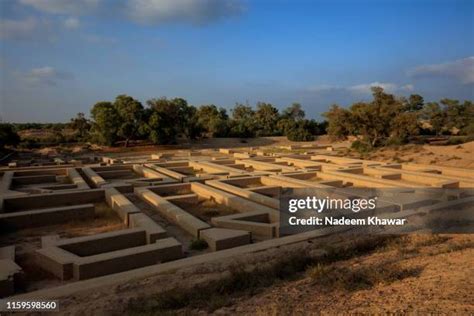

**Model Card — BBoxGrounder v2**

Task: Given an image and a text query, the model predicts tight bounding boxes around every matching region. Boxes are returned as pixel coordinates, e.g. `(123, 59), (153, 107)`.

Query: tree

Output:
(405, 94), (424, 112)
(69, 112), (91, 141)
(282, 102), (305, 121)
(145, 97), (195, 144)
(90, 101), (121, 146)
(422, 102), (445, 136)
(278, 102), (309, 138)
(230, 103), (256, 137)
(0, 123), (20, 149)
(350, 87), (403, 146)
(461, 101), (474, 135)
(286, 120), (314, 141)
(114, 95), (144, 147)
(323, 87), (420, 147)
(323, 104), (354, 139)
(441, 99), (474, 134)
(254, 102), (280, 136)
(182, 105), (202, 139)
(195, 105), (229, 137)
(390, 112), (420, 143)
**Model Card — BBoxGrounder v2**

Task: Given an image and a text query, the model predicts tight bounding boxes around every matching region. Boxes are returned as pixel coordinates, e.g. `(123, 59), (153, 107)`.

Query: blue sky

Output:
(1, 0), (473, 122)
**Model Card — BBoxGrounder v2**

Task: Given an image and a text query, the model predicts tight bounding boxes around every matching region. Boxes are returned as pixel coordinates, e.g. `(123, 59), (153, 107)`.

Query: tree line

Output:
(70, 95), (327, 146)
(1, 87), (473, 150)
(324, 87), (474, 150)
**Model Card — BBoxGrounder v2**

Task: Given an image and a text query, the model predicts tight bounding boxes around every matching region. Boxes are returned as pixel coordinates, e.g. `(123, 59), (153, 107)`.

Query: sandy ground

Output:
(358, 141), (474, 169)
(51, 234), (473, 315)
(9, 137), (474, 315)
(215, 235), (474, 315)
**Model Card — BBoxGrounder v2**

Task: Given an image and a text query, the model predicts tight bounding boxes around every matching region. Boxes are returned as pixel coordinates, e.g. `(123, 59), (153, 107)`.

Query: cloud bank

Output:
(19, 0), (101, 15)
(0, 17), (49, 40)
(21, 66), (74, 86)
(408, 56), (474, 84)
(63, 17), (80, 29)
(126, 0), (244, 25)
(306, 82), (414, 95)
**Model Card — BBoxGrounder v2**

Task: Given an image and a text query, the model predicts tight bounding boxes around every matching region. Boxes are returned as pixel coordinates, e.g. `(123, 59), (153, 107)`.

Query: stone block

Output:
(200, 228), (251, 251)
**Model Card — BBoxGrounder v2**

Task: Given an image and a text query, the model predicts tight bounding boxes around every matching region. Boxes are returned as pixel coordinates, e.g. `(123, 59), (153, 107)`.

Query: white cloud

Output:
(306, 82), (414, 95)
(400, 84), (414, 92)
(408, 56), (474, 84)
(0, 17), (40, 40)
(19, 0), (101, 15)
(63, 17), (80, 29)
(21, 66), (73, 86)
(348, 82), (399, 94)
(126, 0), (244, 25)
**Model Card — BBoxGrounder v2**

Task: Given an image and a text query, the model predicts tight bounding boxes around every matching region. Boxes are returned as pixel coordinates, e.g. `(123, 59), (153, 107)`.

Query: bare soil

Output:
(347, 141), (474, 169)
(215, 234), (474, 315)
(11, 138), (474, 314)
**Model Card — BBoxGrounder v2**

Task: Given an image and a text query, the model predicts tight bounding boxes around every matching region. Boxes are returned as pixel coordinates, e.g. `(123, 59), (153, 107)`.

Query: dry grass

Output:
(126, 234), (474, 314)
(126, 236), (395, 314)
(307, 261), (422, 292)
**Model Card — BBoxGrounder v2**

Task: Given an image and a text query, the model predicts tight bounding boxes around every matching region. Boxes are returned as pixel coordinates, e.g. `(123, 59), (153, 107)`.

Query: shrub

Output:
(351, 140), (372, 154)
(385, 136), (406, 146)
(17, 139), (40, 149)
(286, 127), (314, 141)
(0, 123), (20, 149)
(189, 239), (208, 250)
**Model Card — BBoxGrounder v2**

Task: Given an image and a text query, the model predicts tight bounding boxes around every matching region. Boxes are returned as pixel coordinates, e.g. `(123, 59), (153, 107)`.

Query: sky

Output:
(0, 0), (473, 123)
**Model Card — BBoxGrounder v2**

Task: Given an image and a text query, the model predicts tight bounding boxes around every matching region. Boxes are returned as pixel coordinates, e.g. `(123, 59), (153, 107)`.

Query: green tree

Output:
(254, 102), (280, 136)
(90, 101), (121, 146)
(324, 87), (420, 147)
(0, 123), (20, 149)
(390, 111), (420, 143)
(323, 104), (354, 139)
(350, 87), (402, 146)
(230, 103), (256, 137)
(145, 97), (195, 144)
(405, 94), (424, 112)
(69, 112), (91, 141)
(196, 105), (229, 137)
(114, 95), (144, 147)
(422, 102), (445, 136)
(282, 102), (305, 121)
(461, 101), (474, 135)
(441, 99), (474, 134)
(286, 120), (314, 141)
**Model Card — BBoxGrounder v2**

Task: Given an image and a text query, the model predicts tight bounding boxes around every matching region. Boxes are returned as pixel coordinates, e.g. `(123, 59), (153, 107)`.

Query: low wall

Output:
(67, 168), (89, 190)
(83, 167), (107, 188)
(129, 213), (167, 243)
(3, 189), (104, 211)
(135, 187), (210, 237)
(57, 229), (147, 257)
(0, 204), (95, 229)
(105, 188), (141, 225)
(73, 238), (182, 280)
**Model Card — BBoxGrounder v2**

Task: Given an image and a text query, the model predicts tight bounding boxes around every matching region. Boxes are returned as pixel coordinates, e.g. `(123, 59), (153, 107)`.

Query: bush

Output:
(0, 123), (20, 149)
(385, 136), (406, 146)
(286, 127), (314, 141)
(189, 239), (208, 250)
(18, 139), (40, 149)
(351, 140), (372, 154)
(446, 136), (465, 145)
(446, 135), (474, 145)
